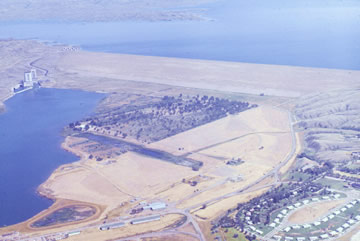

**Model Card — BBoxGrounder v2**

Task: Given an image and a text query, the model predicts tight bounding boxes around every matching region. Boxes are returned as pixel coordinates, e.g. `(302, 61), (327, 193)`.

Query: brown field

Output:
(69, 214), (185, 241)
(287, 200), (346, 224)
(3, 39), (359, 240)
(192, 187), (269, 220)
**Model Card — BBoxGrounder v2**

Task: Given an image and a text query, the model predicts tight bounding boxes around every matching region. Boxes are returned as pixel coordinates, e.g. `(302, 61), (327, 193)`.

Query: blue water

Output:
(0, 0), (359, 69)
(0, 88), (104, 226)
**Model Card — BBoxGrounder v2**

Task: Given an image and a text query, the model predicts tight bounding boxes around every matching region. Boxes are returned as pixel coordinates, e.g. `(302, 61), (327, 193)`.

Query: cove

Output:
(0, 88), (104, 227)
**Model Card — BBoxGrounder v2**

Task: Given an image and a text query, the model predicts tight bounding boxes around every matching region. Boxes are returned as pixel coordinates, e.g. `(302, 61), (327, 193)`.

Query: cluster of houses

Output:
(274, 199), (360, 240)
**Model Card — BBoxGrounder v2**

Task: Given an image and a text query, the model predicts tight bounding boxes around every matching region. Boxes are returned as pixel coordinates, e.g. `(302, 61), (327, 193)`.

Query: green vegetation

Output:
(70, 94), (256, 143)
(223, 228), (249, 241)
(31, 205), (96, 228)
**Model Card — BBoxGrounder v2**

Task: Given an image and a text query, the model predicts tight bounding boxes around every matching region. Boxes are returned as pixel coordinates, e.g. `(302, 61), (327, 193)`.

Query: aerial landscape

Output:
(0, 1), (359, 241)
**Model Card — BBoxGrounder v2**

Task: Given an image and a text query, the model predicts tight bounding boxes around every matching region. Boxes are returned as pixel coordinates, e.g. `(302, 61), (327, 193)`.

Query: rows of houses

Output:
(276, 199), (360, 240)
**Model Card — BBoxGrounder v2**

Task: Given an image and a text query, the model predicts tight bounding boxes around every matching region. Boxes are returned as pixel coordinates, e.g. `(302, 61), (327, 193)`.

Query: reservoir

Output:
(0, 88), (104, 226)
(0, 0), (359, 70)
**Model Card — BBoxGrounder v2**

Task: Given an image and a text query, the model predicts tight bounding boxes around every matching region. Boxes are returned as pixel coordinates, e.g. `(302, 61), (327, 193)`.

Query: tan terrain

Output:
(1, 39), (360, 240)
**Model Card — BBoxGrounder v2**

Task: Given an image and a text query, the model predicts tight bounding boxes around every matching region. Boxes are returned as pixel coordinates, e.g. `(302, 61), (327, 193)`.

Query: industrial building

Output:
(99, 222), (125, 230)
(66, 231), (81, 237)
(143, 202), (167, 211)
(130, 215), (161, 225)
(23, 69), (37, 87)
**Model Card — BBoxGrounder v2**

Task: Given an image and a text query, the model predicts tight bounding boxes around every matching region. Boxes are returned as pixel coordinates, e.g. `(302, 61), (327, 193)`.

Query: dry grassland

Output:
(48, 51), (360, 98)
(69, 214), (184, 241)
(193, 187), (269, 220)
(287, 199), (346, 224)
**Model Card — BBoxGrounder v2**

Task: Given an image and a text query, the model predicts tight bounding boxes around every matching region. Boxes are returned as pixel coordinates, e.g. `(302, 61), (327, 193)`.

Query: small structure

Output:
(342, 223), (350, 229)
(348, 219), (356, 224)
(284, 227), (291, 232)
(334, 210), (341, 215)
(330, 231), (338, 237)
(281, 209), (288, 215)
(292, 225), (301, 229)
(303, 224), (311, 228)
(346, 204), (353, 208)
(67, 231), (81, 237)
(309, 237), (319, 241)
(99, 222), (125, 231)
(321, 217), (329, 222)
(328, 214), (335, 219)
(320, 234), (329, 239)
(336, 227), (344, 233)
(313, 221), (321, 226)
(131, 215), (160, 225)
(143, 202), (167, 211)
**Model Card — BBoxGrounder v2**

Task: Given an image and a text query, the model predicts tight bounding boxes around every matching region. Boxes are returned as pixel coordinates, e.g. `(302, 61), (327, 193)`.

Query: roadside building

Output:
(348, 219), (356, 224)
(285, 237), (294, 240)
(312, 197), (320, 202)
(297, 237), (305, 241)
(322, 196), (330, 200)
(292, 225), (301, 229)
(342, 223), (350, 229)
(320, 234), (329, 239)
(302, 200), (310, 205)
(99, 222), (125, 231)
(330, 231), (338, 237)
(281, 209), (288, 215)
(340, 207), (347, 212)
(328, 214), (335, 219)
(131, 215), (161, 225)
(287, 205), (295, 210)
(314, 221), (321, 226)
(303, 224), (311, 228)
(309, 237), (319, 241)
(67, 231), (81, 237)
(269, 223), (276, 228)
(274, 218), (280, 223)
(355, 215), (360, 221)
(346, 204), (353, 208)
(336, 227), (344, 233)
(334, 210), (341, 215)
(294, 202), (301, 208)
(321, 217), (328, 222)
(333, 194), (341, 199)
(284, 227), (291, 232)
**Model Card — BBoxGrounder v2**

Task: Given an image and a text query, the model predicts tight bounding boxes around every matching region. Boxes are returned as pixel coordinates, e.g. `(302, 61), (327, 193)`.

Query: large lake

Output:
(0, 0), (359, 70)
(0, 88), (104, 226)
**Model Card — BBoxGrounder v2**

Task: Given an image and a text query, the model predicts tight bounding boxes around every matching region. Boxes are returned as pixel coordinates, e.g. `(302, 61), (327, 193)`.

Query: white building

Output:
(320, 234), (329, 239)
(336, 227), (344, 233)
(309, 237), (319, 241)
